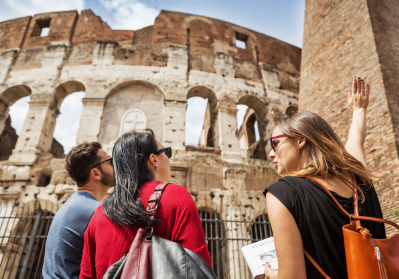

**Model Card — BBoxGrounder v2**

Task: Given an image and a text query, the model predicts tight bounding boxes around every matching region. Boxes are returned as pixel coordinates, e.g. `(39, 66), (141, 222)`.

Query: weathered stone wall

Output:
(0, 10), (300, 274)
(300, 0), (399, 235)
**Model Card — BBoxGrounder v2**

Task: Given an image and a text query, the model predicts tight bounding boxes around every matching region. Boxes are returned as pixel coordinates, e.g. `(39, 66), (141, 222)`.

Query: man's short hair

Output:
(65, 142), (102, 187)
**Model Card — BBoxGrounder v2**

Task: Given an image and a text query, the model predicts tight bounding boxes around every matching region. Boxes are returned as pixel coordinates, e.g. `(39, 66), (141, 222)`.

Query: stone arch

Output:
(156, 13), (174, 29)
(99, 80), (165, 146)
(182, 16), (219, 36)
(237, 95), (268, 159)
(0, 85), (32, 107)
(105, 80), (165, 100)
(51, 81), (86, 110)
(0, 85), (32, 161)
(186, 86), (218, 147)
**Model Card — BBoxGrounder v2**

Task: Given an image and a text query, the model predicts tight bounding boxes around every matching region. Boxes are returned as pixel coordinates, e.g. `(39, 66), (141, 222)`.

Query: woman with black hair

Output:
(80, 130), (212, 278)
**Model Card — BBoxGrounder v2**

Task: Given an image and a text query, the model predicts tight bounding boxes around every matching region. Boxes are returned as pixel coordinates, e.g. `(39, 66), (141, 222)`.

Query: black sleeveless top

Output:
(263, 176), (386, 279)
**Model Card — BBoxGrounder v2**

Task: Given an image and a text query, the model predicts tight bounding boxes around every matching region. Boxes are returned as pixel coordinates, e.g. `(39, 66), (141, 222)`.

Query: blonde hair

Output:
(275, 112), (372, 201)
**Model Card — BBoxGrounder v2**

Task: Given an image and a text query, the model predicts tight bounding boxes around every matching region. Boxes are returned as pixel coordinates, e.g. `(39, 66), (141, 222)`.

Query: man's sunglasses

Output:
(153, 147), (172, 159)
(92, 158), (112, 169)
(270, 134), (287, 152)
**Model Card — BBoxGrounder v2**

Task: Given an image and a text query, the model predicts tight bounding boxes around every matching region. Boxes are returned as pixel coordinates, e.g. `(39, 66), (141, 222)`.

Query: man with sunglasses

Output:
(43, 142), (114, 279)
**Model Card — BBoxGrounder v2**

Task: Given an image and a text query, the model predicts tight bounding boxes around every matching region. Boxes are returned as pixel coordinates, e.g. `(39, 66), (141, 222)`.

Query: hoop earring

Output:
(303, 161), (313, 169)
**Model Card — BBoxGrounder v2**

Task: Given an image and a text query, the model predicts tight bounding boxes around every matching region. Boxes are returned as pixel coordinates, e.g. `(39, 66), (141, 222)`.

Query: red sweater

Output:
(80, 181), (212, 278)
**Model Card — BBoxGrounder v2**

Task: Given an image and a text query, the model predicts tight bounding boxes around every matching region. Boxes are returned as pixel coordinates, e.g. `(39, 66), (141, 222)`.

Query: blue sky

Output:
(1, 0), (305, 153)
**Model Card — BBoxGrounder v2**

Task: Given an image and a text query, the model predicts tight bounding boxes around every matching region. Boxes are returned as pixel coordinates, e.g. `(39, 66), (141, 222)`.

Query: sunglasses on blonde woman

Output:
(270, 134), (287, 152)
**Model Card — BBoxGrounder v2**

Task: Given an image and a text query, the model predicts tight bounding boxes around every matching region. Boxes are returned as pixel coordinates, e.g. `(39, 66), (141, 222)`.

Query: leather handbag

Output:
(304, 176), (399, 279)
(102, 182), (217, 279)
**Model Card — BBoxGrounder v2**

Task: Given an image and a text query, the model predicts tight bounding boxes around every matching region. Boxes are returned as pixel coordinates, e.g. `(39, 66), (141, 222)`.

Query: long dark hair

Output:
(103, 129), (158, 227)
(275, 112), (372, 202)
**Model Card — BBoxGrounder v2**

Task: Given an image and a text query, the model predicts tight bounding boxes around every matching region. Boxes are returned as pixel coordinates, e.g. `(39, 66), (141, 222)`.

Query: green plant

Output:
(383, 111), (388, 116)
(378, 154), (382, 159)
(393, 209), (399, 216)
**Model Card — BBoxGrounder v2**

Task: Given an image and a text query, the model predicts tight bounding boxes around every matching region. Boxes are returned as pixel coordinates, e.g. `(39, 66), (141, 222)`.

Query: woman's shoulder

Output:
(263, 176), (314, 198)
(142, 181), (194, 207)
(162, 183), (194, 205)
(267, 176), (310, 190)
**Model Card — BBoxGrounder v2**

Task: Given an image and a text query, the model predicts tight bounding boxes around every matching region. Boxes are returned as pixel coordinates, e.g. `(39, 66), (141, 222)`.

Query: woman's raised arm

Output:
(345, 77), (370, 172)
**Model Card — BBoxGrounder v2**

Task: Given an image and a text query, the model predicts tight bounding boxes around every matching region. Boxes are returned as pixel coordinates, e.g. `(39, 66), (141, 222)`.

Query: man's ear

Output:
(90, 168), (102, 181)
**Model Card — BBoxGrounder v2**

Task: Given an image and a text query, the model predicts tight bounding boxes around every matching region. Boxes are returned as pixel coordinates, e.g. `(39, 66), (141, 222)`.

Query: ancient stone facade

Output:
(300, 0), (399, 235)
(0, 9), (300, 275)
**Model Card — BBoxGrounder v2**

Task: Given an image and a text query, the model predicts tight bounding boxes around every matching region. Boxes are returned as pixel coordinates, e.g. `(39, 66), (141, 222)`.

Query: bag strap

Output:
(305, 176), (399, 231)
(303, 250), (331, 279)
(146, 182), (170, 234)
(302, 174), (399, 279)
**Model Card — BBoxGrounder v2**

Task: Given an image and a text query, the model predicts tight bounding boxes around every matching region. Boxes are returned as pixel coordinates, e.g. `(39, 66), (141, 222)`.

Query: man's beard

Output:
(100, 170), (114, 187)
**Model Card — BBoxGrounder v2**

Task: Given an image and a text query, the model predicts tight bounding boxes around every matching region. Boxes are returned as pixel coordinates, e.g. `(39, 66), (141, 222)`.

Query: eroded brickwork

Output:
(300, 0), (399, 235)
(0, 10), (300, 275)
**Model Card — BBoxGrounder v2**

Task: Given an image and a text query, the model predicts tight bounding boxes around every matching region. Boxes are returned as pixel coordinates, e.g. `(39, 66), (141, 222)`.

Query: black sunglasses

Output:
(92, 158), (112, 169)
(153, 147), (172, 158)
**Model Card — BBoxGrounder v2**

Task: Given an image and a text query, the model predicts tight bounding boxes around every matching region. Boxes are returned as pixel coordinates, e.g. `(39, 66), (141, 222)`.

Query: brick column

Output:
(164, 100), (186, 151)
(300, 0), (399, 234)
(76, 98), (106, 144)
(8, 94), (59, 164)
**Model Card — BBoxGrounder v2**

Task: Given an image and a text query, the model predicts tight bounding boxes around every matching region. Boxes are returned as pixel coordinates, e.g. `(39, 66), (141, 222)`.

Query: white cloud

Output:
(185, 97), (207, 146)
(236, 104), (248, 130)
(99, 0), (159, 30)
(53, 92), (85, 154)
(0, 0), (85, 22)
(9, 96), (30, 135)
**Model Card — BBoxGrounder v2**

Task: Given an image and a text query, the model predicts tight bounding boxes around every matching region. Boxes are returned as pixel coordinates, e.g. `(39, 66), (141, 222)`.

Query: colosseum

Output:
(0, 8), (300, 278)
(1, 0), (399, 278)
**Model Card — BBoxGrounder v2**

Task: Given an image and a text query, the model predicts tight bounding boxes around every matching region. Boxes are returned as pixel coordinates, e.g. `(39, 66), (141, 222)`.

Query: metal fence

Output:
(200, 207), (272, 279)
(0, 201), (271, 279)
(0, 201), (57, 279)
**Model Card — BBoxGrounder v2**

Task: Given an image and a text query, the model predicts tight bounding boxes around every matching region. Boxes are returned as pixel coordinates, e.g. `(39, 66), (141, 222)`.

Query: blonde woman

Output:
(263, 78), (385, 279)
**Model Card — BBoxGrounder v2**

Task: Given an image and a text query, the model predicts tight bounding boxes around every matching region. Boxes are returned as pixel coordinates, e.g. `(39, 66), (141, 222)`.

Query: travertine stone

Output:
(163, 100), (187, 150)
(217, 97), (243, 163)
(9, 94), (59, 164)
(0, 10), (302, 273)
(76, 98), (106, 144)
(0, 49), (17, 85)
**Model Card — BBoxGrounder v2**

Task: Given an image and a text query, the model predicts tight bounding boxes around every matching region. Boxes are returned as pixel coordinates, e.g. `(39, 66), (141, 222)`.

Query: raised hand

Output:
(347, 77), (370, 111)
(345, 76), (369, 171)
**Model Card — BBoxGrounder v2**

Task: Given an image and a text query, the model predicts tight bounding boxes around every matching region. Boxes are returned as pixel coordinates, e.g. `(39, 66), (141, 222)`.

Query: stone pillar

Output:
(0, 100), (9, 135)
(216, 97), (243, 163)
(222, 169), (251, 278)
(8, 94), (59, 164)
(76, 98), (106, 144)
(164, 100), (187, 151)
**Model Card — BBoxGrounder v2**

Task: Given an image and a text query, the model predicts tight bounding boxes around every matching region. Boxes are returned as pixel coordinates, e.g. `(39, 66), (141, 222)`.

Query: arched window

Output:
(119, 109), (147, 135)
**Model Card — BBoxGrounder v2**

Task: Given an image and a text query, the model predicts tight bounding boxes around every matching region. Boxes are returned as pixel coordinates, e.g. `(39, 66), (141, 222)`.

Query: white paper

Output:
(241, 237), (278, 278)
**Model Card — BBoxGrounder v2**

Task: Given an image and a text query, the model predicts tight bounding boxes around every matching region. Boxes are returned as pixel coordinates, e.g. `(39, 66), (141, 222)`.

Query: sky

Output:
(1, 0), (305, 153)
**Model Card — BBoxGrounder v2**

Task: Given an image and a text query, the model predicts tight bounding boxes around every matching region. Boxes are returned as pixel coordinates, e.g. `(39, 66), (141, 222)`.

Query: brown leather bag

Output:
(304, 176), (399, 279)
